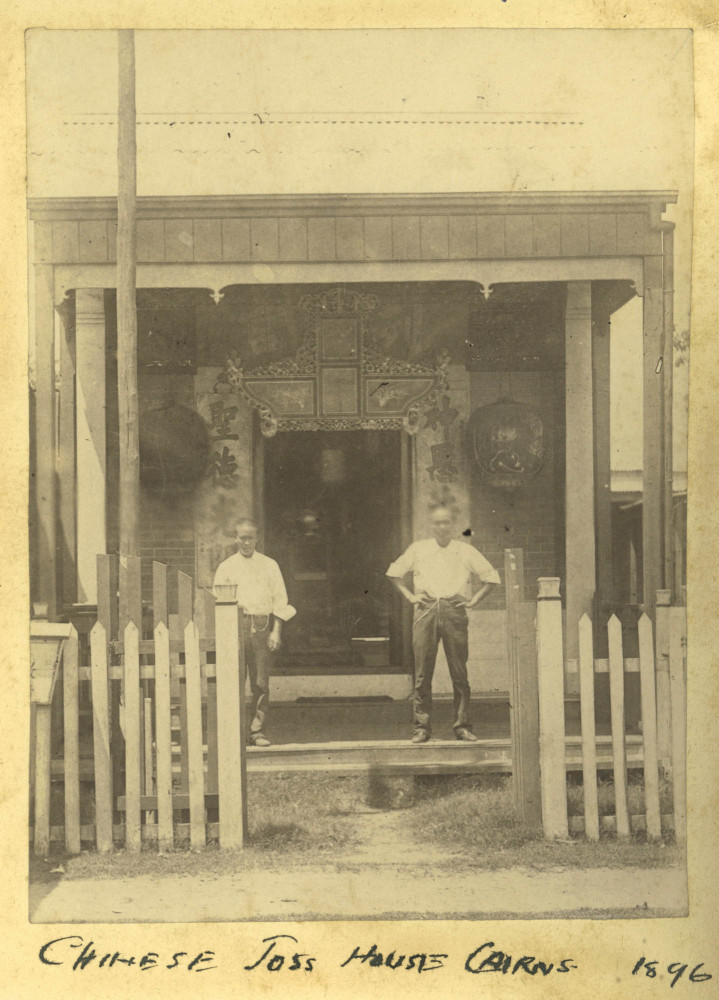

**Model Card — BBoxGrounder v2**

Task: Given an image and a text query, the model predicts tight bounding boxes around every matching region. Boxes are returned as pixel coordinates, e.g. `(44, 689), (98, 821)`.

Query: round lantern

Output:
(468, 396), (545, 489)
(140, 403), (211, 494)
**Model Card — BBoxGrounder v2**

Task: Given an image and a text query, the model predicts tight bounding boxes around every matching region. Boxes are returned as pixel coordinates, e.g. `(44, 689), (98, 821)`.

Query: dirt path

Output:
(343, 808), (457, 867)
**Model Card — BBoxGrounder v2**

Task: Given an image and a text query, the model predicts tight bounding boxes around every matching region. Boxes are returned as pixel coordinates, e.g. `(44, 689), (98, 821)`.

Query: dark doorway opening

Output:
(263, 430), (405, 674)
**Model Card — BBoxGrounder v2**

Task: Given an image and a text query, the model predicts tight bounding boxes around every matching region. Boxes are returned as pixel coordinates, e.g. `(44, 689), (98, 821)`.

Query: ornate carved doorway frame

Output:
(215, 285), (450, 437)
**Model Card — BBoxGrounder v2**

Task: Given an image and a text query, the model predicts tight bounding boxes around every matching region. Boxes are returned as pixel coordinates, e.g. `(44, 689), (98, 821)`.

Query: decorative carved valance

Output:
(215, 286), (449, 436)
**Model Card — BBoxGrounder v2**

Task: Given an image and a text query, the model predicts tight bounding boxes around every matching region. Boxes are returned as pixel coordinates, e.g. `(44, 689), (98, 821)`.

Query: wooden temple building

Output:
(29, 190), (680, 707)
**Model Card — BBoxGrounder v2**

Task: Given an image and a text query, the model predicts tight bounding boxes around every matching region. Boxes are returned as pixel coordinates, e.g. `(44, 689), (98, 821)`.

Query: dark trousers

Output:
(242, 616), (272, 738)
(412, 598), (471, 735)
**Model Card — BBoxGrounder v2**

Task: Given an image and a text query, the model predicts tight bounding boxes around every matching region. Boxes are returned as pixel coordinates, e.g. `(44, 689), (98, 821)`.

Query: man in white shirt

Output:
(213, 517), (296, 746)
(386, 504), (500, 743)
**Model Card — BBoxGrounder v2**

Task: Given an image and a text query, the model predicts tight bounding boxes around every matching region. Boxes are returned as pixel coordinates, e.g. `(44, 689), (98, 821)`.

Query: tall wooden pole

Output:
(117, 29), (140, 558)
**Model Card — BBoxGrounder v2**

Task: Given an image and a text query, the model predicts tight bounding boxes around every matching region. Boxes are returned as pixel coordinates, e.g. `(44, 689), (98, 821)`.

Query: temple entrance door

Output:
(261, 429), (407, 674)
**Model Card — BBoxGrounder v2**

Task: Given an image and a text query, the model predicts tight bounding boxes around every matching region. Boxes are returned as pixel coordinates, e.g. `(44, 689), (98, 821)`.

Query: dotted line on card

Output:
(63, 118), (585, 126)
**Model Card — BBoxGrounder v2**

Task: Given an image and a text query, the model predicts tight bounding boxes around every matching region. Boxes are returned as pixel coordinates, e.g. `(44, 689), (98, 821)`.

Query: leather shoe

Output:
(411, 731), (430, 744)
(251, 735), (271, 747)
(455, 728), (479, 742)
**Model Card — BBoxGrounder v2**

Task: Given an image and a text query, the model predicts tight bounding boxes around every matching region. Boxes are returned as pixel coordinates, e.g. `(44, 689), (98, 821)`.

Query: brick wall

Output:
(138, 370), (199, 608)
(468, 371), (565, 609)
(139, 491), (197, 609)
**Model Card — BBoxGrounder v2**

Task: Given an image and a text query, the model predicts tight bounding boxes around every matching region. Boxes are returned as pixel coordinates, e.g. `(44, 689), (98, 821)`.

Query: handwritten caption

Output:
(38, 933), (713, 986)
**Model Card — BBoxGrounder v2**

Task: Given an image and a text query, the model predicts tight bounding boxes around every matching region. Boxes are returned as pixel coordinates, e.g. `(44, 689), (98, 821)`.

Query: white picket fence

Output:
(30, 559), (687, 854)
(536, 580), (686, 842)
(31, 556), (249, 855)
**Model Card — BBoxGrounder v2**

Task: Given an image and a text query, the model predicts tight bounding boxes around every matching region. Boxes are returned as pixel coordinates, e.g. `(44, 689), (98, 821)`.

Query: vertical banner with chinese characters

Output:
(194, 367), (254, 588)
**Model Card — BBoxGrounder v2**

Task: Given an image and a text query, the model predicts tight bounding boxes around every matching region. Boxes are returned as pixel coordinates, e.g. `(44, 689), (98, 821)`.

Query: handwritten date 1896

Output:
(632, 957), (712, 988)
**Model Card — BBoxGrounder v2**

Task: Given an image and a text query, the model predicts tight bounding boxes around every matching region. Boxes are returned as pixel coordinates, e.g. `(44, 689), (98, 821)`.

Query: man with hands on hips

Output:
(386, 504), (500, 743)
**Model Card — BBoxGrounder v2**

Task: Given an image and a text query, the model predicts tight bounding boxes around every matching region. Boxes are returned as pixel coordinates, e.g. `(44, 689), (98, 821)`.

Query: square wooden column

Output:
(642, 257), (666, 612)
(565, 281), (595, 657)
(75, 288), (107, 603)
(662, 227), (675, 601)
(591, 285), (615, 614)
(33, 264), (58, 619)
(57, 298), (77, 605)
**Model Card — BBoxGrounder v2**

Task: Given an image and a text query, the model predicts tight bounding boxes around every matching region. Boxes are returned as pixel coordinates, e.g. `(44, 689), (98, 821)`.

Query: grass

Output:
(566, 770), (674, 818)
(394, 774), (681, 872)
(37, 773), (365, 882)
(246, 772), (363, 850)
(31, 772), (683, 883)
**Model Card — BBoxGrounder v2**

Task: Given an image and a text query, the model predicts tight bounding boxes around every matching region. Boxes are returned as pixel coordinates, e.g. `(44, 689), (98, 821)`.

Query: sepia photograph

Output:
(25, 27), (693, 926)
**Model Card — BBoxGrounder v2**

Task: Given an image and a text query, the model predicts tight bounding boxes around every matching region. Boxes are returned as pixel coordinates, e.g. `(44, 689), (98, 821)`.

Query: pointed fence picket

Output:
(97, 553), (122, 832)
(184, 620), (206, 850)
(177, 571), (194, 799)
(638, 614), (661, 841)
(124, 621), (142, 852)
(154, 621), (173, 850)
(578, 614), (599, 841)
(143, 696), (155, 826)
(607, 614), (630, 840)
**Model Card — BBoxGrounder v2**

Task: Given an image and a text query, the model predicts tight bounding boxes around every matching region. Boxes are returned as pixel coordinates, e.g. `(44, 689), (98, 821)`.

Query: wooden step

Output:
(52, 734), (644, 786)
(109, 735), (645, 809)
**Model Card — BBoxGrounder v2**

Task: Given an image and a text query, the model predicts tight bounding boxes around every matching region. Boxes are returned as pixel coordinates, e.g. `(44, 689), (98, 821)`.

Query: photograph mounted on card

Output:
(24, 26), (692, 928)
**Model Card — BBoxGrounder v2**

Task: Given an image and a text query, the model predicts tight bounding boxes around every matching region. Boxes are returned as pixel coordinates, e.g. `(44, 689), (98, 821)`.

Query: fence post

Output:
(214, 587), (247, 848)
(638, 613), (662, 841)
(33, 702), (52, 856)
(505, 549), (541, 828)
(63, 626), (81, 855)
(536, 577), (568, 839)
(90, 621), (114, 853)
(654, 590), (672, 774)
